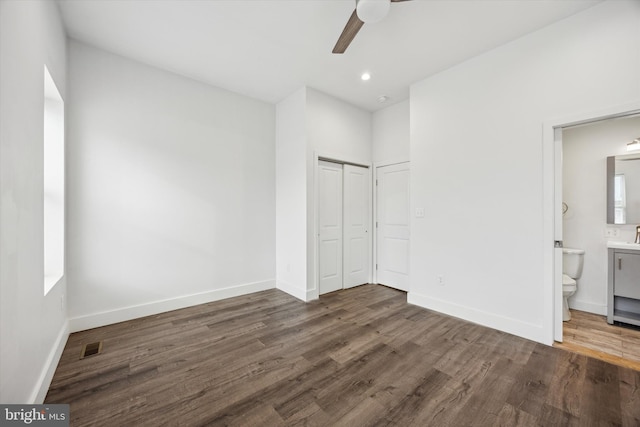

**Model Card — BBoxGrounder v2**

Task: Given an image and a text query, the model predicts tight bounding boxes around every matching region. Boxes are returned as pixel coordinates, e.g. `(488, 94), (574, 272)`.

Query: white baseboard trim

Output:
(30, 321), (69, 403)
(569, 299), (607, 316)
(408, 292), (549, 345)
(276, 280), (315, 302)
(307, 288), (319, 301)
(68, 280), (275, 333)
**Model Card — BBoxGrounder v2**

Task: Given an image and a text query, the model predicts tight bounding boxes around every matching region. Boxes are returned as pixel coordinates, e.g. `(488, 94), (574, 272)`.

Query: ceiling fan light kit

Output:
(356, 0), (391, 24)
(333, 0), (410, 54)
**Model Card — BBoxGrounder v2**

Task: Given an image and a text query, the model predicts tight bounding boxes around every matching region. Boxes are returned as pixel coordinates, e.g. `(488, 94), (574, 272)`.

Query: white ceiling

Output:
(57, 0), (602, 112)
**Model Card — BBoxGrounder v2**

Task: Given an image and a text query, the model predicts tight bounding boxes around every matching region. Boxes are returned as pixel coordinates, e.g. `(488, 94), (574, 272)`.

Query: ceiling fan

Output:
(333, 0), (411, 54)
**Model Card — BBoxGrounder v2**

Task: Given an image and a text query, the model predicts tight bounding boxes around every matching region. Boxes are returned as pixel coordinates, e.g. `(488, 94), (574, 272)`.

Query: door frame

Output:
(373, 159), (410, 287)
(543, 101), (640, 344)
(311, 151), (372, 300)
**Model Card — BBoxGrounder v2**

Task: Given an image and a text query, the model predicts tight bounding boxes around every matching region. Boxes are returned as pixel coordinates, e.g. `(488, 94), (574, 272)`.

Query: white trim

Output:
(373, 167), (378, 285)
(408, 292), (547, 345)
(31, 321), (69, 403)
(543, 100), (640, 345)
(553, 127), (564, 342)
(307, 287), (319, 301)
(373, 158), (410, 169)
(569, 299), (607, 316)
(277, 279), (316, 302)
(542, 122), (555, 344)
(312, 153), (319, 298)
(68, 280), (275, 333)
(546, 103), (640, 131)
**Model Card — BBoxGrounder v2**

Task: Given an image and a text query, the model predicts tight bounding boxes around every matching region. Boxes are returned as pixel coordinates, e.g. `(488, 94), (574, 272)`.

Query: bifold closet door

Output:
(318, 161), (344, 295)
(343, 164), (371, 288)
(376, 162), (410, 291)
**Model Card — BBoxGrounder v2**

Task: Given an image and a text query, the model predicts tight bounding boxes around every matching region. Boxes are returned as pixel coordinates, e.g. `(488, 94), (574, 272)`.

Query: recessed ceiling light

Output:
(361, 72), (371, 81)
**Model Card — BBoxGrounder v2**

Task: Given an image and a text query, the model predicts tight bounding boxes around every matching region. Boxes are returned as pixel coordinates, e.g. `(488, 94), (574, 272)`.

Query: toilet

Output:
(562, 247), (585, 321)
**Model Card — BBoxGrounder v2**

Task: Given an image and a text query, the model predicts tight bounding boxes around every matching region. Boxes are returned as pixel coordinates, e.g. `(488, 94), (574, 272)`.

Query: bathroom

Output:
(561, 113), (640, 364)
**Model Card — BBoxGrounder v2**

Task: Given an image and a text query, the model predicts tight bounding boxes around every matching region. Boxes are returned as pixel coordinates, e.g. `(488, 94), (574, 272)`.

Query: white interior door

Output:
(318, 161), (344, 295)
(376, 162), (410, 291)
(554, 128), (564, 341)
(343, 164), (371, 288)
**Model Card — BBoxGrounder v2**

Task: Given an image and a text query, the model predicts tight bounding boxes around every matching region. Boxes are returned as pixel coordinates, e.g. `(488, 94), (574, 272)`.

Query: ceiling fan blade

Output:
(390, 0), (411, 2)
(332, 9), (364, 54)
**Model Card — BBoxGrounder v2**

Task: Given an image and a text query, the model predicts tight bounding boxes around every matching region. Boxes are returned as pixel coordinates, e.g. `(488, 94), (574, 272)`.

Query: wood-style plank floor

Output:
(554, 309), (640, 371)
(46, 285), (640, 426)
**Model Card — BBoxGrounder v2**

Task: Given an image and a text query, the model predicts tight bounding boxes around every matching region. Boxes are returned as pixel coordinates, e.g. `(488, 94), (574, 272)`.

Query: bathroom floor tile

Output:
(556, 309), (640, 369)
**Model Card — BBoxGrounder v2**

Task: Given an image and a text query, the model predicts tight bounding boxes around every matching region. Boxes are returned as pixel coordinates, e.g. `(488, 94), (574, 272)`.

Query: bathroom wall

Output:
(563, 115), (640, 315)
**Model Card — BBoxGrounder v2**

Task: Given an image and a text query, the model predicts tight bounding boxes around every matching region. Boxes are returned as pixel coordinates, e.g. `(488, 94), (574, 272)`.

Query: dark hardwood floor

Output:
(46, 285), (640, 426)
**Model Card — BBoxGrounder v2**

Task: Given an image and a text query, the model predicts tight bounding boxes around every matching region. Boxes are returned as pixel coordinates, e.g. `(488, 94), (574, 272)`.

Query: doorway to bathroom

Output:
(546, 102), (640, 368)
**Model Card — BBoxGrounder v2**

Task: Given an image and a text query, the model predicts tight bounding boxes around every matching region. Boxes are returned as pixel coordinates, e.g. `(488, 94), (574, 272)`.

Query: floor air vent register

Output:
(80, 341), (103, 359)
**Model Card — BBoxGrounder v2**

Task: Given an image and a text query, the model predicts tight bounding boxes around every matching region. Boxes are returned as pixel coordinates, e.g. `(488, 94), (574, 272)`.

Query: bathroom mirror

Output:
(607, 153), (640, 224)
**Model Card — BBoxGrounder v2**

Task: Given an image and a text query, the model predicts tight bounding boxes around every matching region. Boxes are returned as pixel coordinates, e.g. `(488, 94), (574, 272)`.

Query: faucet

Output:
(636, 225), (640, 244)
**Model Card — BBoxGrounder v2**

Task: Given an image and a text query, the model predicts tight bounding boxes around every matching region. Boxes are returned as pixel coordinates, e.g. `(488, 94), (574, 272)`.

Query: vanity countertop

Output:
(607, 241), (640, 251)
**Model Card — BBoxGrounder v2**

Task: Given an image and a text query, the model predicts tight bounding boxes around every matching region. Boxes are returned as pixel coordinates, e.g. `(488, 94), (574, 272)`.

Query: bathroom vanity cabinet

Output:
(607, 245), (640, 327)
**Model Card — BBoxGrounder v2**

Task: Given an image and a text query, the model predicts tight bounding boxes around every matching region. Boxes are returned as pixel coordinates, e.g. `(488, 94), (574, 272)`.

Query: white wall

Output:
(0, 0), (68, 403)
(409, 0), (640, 344)
(306, 88), (372, 164)
(563, 116), (640, 315)
(275, 87), (372, 301)
(66, 41), (276, 330)
(306, 88), (372, 297)
(275, 88), (308, 301)
(373, 100), (410, 165)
